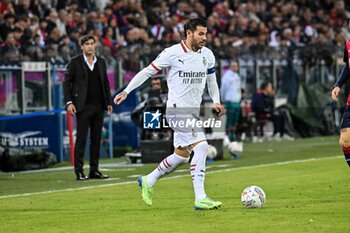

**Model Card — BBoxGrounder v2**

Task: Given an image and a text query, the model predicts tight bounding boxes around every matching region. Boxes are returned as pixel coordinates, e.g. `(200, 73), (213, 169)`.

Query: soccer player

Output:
(220, 60), (242, 141)
(331, 37), (350, 167)
(114, 18), (225, 210)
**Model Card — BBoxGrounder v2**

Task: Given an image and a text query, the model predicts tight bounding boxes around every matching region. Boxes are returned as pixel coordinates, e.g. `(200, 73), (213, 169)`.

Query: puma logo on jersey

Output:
(178, 59), (184, 64)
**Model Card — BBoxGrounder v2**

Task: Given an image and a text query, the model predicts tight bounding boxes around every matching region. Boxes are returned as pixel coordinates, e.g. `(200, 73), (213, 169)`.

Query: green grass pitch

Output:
(0, 136), (349, 233)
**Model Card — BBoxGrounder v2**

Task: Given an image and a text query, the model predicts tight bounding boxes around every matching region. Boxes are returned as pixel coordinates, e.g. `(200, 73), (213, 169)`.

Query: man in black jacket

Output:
(63, 35), (113, 180)
(251, 81), (286, 140)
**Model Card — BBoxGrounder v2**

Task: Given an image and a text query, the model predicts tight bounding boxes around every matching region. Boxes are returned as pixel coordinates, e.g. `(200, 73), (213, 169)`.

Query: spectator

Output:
(101, 26), (116, 49)
(0, 0), (13, 16)
(56, 9), (68, 36)
(13, 0), (30, 16)
(45, 27), (61, 45)
(68, 29), (81, 54)
(0, 32), (21, 62)
(46, 10), (58, 34)
(39, 18), (49, 42)
(0, 13), (15, 43)
(147, 77), (164, 104)
(251, 81), (293, 141)
(58, 35), (72, 63)
(25, 34), (44, 61)
(143, 77), (167, 140)
(0, 0), (347, 68)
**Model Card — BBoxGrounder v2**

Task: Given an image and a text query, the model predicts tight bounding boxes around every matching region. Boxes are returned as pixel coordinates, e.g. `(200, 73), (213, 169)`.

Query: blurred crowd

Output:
(0, 0), (349, 66)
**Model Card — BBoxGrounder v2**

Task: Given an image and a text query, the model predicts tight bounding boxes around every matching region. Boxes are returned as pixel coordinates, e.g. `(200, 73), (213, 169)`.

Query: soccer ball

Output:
(207, 144), (217, 159)
(228, 141), (243, 154)
(241, 185), (266, 208)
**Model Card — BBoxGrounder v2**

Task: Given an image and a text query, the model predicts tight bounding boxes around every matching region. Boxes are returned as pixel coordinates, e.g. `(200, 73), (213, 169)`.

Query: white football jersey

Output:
(149, 41), (216, 108)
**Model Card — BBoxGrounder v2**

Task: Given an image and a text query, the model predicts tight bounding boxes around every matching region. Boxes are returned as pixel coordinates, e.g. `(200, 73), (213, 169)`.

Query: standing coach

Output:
(63, 35), (113, 180)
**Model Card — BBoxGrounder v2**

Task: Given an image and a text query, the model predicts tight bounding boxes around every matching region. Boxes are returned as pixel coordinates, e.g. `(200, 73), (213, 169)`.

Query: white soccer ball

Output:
(241, 185), (266, 208)
(228, 141), (243, 154)
(207, 144), (217, 159)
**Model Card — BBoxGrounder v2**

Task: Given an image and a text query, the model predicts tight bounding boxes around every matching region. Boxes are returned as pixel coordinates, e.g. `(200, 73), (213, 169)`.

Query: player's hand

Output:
(114, 91), (128, 105)
(213, 103), (225, 117)
(67, 103), (77, 116)
(107, 105), (113, 115)
(331, 87), (340, 101)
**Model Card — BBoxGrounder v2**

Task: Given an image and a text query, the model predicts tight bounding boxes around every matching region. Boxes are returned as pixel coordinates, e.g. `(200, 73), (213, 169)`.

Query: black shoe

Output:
(76, 172), (87, 181)
(88, 171), (109, 179)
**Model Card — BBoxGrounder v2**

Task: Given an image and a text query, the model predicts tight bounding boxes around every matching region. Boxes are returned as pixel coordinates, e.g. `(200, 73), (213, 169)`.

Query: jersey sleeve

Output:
(335, 43), (350, 89)
(148, 49), (171, 73)
(206, 50), (220, 103)
(207, 50), (216, 75)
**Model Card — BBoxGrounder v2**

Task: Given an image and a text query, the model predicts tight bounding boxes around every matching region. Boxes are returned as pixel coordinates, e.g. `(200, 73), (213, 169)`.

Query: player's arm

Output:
(207, 72), (225, 116)
(114, 49), (170, 105)
(332, 65), (349, 101)
(206, 51), (225, 116)
(113, 67), (157, 105)
(219, 73), (227, 103)
(207, 72), (220, 104)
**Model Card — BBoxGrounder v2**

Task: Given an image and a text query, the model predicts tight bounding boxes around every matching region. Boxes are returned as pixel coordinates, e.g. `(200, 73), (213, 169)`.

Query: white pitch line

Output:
(0, 181), (136, 199)
(0, 156), (341, 200)
(11, 162), (143, 174)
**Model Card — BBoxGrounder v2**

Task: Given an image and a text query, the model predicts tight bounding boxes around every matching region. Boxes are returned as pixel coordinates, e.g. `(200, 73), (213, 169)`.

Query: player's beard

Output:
(191, 35), (202, 51)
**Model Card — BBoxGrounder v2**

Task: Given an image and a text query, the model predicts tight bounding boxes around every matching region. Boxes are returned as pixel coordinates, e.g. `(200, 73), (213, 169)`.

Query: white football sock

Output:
(190, 141), (208, 201)
(146, 153), (189, 187)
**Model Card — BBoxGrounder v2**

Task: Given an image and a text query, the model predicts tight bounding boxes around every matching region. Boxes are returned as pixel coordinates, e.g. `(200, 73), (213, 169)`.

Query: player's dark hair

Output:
(183, 18), (207, 39)
(80, 35), (95, 45)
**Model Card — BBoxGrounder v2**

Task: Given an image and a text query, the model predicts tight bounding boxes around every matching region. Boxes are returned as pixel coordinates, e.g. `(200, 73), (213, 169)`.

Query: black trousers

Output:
(272, 113), (285, 136)
(74, 104), (104, 174)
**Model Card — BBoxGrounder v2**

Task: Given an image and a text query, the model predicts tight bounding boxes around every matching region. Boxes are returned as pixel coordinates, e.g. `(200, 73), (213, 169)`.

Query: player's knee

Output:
(193, 140), (209, 154)
(200, 141), (209, 153)
(192, 140), (208, 149)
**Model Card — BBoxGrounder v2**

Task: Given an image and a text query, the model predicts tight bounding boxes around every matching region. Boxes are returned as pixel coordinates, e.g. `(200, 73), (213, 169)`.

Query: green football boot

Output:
(138, 176), (153, 206)
(194, 197), (222, 210)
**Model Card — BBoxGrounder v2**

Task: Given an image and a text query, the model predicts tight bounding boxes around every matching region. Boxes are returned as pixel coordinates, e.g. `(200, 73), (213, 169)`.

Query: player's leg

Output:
(339, 128), (350, 167)
(231, 102), (241, 138)
(146, 147), (190, 186)
(339, 108), (350, 167)
(190, 140), (208, 201)
(138, 147), (190, 206)
(191, 140), (222, 210)
(225, 102), (235, 141)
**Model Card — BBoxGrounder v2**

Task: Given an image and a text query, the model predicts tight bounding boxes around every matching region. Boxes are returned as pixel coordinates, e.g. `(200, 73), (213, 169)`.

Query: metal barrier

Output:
(0, 109), (114, 163)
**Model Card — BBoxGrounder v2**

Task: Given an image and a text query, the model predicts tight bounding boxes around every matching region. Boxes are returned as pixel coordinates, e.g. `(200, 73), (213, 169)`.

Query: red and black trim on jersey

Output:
(180, 40), (188, 53)
(151, 63), (160, 72)
(180, 40), (202, 53)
